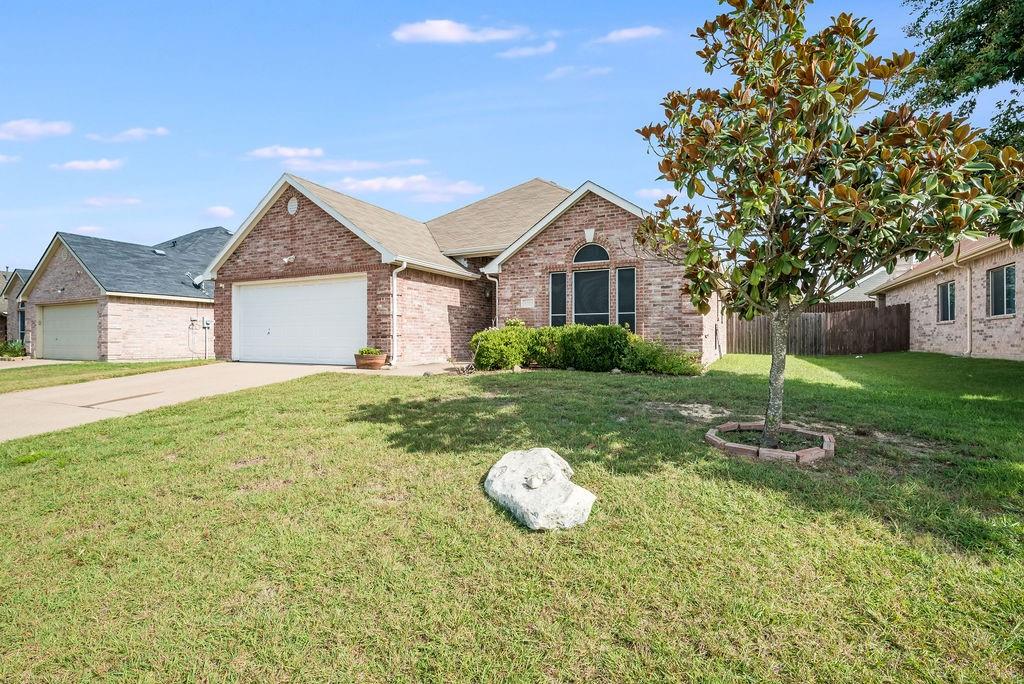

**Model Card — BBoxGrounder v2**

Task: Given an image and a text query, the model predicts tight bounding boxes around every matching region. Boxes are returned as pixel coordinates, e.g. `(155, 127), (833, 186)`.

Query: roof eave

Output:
(868, 239), (1011, 295)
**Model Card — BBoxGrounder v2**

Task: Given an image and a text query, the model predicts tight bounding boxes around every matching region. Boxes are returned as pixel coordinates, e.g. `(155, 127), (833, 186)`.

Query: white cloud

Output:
(0, 118), (73, 141)
(333, 175), (483, 202)
(497, 40), (556, 58)
(205, 206), (235, 219)
(284, 157), (428, 173)
(247, 144), (325, 159)
(595, 26), (665, 43)
(0, 154), (19, 163)
(84, 196), (142, 207)
(544, 65), (612, 80)
(87, 126), (169, 143)
(51, 158), (123, 171)
(392, 19), (527, 44)
(635, 188), (674, 200)
(73, 226), (104, 234)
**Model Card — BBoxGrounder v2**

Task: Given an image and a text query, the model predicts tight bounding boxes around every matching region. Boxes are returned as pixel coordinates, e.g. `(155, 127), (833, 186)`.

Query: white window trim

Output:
(549, 272), (566, 326)
(937, 280), (955, 322)
(572, 268), (611, 325)
(987, 264), (1016, 317)
(616, 267), (636, 328)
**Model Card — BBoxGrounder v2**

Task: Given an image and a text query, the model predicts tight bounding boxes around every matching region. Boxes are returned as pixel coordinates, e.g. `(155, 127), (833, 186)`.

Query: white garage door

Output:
(234, 275), (368, 364)
(41, 302), (99, 360)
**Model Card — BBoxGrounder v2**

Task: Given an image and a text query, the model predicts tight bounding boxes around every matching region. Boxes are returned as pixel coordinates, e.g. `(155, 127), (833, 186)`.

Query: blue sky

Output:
(0, 0), (1008, 269)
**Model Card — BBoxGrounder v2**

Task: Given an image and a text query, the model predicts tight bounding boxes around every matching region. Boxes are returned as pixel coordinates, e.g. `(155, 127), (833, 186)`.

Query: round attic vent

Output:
(287, 197), (299, 215)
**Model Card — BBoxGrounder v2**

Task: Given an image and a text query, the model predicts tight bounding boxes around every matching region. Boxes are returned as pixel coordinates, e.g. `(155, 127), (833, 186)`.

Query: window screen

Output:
(938, 281), (955, 322)
(573, 270), (609, 325)
(989, 265), (1016, 316)
(574, 244), (609, 263)
(617, 267), (636, 330)
(550, 272), (566, 326)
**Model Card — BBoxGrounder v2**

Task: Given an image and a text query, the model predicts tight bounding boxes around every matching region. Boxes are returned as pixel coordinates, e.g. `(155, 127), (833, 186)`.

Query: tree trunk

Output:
(762, 299), (791, 448)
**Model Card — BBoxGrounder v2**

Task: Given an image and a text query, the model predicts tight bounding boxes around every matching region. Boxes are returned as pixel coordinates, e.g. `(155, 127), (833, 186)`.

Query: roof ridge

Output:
(425, 177), (565, 225)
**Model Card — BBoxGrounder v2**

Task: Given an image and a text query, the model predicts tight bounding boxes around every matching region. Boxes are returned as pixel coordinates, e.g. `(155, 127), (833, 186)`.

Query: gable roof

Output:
(1, 268), (32, 298)
(481, 181), (646, 274)
(205, 174), (478, 280)
(867, 235), (1009, 295)
(22, 228), (231, 301)
(426, 178), (571, 256)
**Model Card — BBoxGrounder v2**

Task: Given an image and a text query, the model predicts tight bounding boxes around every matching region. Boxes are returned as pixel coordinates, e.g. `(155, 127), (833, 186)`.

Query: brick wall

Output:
(883, 243), (1023, 360)
(24, 242), (102, 358)
(495, 192), (716, 358)
(214, 188), (393, 360)
(397, 257), (493, 363)
(105, 296), (215, 360)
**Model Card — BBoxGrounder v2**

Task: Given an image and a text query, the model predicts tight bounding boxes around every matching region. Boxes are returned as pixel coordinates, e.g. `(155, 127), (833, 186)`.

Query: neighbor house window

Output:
(938, 280), (955, 322)
(573, 270), (609, 325)
(574, 243), (609, 263)
(617, 267), (636, 330)
(17, 301), (26, 342)
(988, 264), (1016, 316)
(550, 272), (566, 326)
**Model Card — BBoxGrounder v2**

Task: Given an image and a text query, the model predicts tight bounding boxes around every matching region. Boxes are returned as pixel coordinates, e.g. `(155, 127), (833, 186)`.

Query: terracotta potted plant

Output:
(354, 346), (388, 370)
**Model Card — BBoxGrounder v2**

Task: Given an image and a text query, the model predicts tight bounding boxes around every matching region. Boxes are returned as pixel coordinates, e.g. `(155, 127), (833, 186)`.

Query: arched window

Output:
(574, 243), (609, 263)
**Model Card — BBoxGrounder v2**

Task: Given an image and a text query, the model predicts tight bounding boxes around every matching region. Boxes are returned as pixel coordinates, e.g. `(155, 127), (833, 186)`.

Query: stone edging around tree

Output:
(704, 421), (834, 464)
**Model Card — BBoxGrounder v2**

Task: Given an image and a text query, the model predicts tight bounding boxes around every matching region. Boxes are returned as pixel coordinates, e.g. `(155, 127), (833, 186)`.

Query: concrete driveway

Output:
(1, 362), (343, 442)
(1, 361), (460, 442)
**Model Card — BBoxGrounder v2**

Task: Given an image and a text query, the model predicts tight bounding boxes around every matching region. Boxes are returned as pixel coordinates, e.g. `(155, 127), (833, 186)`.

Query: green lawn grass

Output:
(0, 359), (217, 394)
(1, 352), (1022, 681)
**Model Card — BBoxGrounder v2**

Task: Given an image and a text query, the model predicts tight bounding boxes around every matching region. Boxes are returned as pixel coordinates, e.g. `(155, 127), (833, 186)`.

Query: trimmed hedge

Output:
(470, 322), (702, 376)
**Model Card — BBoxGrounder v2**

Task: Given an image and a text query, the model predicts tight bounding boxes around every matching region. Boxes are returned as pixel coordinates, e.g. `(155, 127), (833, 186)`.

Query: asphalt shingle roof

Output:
(1, 268), (32, 298)
(59, 227), (231, 299)
(426, 178), (571, 254)
(868, 235), (1007, 295)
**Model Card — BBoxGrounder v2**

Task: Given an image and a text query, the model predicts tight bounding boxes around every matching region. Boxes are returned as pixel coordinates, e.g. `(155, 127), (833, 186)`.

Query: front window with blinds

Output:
(937, 280), (955, 322)
(988, 264), (1016, 316)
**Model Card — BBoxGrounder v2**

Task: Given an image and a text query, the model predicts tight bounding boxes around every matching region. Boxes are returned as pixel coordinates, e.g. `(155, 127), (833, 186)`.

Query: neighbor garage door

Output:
(41, 302), (99, 360)
(234, 275), (368, 364)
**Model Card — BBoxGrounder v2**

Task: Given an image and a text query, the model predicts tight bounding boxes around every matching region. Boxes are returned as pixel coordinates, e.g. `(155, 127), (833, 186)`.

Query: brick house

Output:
(2, 268), (33, 344)
(869, 236), (1022, 360)
(204, 174), (725, 365)
(17, 228), (230, 360)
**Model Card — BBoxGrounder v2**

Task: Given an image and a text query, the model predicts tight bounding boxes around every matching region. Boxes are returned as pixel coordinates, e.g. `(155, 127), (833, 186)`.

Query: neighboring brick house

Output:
(17, 228), (230, 360)
(869, 236), (1022, 360)
(2, 268), (33, 344)
(204, 174), (725, 365)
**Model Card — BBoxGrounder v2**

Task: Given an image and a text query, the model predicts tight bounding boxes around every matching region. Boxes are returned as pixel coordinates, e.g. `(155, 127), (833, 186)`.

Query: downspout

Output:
(485, 273), (499, 327)
(391, 261), (408, 365)
(952, 242), (972, 357)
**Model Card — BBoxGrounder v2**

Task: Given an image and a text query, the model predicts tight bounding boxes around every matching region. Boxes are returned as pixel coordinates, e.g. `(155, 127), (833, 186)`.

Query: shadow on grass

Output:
(351, 364), (1024, 557)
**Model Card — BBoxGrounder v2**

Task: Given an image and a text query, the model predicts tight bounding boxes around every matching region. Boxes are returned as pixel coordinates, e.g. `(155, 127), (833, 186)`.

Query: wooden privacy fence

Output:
(727, 302), (909, 355)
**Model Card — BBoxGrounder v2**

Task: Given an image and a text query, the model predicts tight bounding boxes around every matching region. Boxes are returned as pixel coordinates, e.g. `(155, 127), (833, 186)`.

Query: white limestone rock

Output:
(484, 448), (596, 530)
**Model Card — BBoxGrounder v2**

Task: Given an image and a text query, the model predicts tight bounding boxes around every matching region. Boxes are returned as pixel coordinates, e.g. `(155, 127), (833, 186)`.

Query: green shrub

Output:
(528, 326), (566, 368)
(470, 323), (532, 370)
(621, 335), (702, 376)
(357, 346), (383, 355)
(1, 340), (26, 357)
(469, 321), (701, 376)
(558, 324), (630, 372)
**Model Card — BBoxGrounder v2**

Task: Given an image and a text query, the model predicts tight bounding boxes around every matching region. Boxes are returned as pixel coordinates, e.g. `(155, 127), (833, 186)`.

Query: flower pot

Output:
(354, 353), (388, 370)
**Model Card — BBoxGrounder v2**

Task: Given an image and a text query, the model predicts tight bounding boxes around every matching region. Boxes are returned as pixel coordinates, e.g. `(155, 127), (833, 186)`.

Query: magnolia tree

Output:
(637, 0), (1024, 447)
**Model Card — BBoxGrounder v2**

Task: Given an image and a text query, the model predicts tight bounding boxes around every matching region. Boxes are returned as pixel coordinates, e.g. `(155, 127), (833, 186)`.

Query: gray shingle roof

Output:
(59, 227), (231, 300)
(426, 178), (570, 255)
(1, 268), (32, 298)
